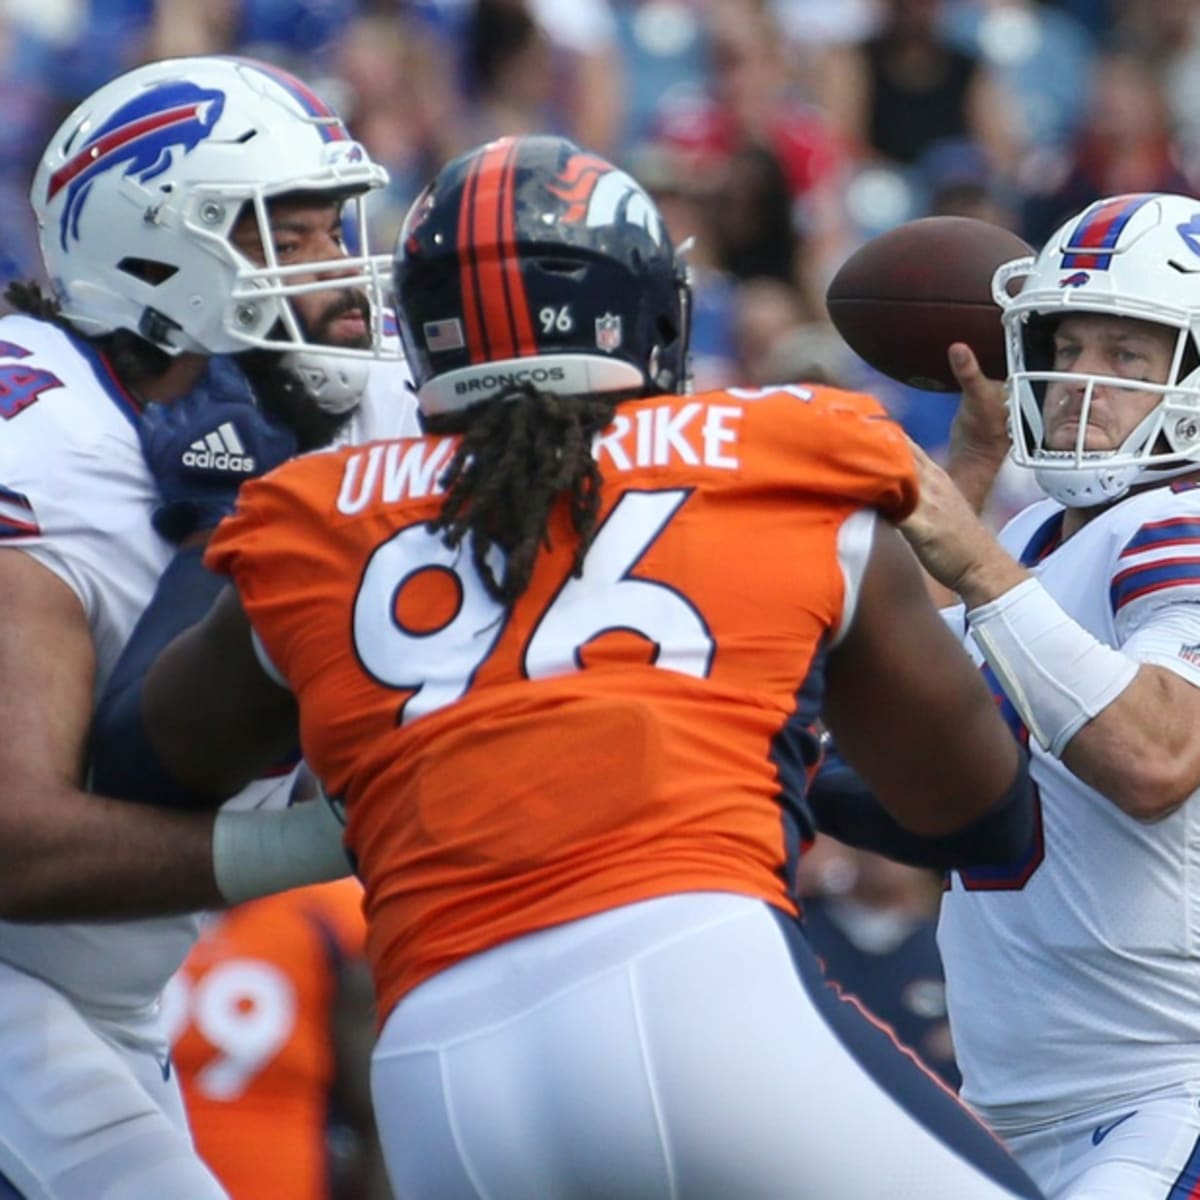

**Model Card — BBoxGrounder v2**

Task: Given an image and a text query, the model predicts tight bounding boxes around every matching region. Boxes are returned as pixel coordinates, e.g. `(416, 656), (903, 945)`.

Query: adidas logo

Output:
(182, 422), (257, 473)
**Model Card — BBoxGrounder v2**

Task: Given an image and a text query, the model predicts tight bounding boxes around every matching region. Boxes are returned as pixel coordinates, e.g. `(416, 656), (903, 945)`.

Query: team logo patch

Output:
(595, 313), (623, 352)
(183, 422), (256, 473)
(1090, 1110), (1138, 1146)
(424, 318), (465, 353)
(48, 80), (225, 250)
(1059, 271), (1090, 288)
(328, 141), (365, 165)
(548, 153), (666, 247)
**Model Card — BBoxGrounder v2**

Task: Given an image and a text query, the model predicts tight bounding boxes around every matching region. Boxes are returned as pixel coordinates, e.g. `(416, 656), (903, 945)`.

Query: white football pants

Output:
(372, 891), (1044, 1199)
(0, 960), (227, 1199)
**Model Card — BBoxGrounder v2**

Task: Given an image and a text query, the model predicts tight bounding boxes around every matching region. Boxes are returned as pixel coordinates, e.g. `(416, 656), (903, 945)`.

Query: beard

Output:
(237, 289), (374, 451)
(305, 288), (373, 351)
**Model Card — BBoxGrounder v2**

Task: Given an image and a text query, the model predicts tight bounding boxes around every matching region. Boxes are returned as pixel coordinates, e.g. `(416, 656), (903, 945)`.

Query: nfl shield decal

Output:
(595, 313), (622, 352)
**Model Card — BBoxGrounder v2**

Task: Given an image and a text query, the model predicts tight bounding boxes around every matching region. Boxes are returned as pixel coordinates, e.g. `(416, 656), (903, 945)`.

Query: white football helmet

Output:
(31, 55), (391, 358)
(994, 192), (1200, 507)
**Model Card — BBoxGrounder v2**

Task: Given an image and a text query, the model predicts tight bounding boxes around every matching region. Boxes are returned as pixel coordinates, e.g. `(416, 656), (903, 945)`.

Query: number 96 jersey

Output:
(206, 384), (917, 1022)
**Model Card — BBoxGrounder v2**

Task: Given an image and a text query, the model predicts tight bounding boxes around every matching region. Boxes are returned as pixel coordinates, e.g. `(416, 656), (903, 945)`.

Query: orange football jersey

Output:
(167, 880), (366, 1200)
(206, 385), (916, 1021)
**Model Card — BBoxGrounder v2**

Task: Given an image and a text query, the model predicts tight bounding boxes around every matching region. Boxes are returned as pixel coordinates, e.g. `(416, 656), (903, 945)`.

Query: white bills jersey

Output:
(0, 313), (419, 1015)
(938, 482), (1200, 1134)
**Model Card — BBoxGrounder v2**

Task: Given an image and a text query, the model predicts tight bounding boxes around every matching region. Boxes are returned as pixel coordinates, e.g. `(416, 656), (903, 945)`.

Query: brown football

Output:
(825, 216), (1034, 392)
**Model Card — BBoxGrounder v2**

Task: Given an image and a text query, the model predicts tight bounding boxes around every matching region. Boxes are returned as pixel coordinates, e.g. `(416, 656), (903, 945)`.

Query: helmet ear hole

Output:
(536, 258), (587, 279)
(117, 258), (178, 286)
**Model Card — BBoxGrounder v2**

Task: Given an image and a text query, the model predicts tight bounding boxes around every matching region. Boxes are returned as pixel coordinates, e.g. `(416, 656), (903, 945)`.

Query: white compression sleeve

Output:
(211, 793), (350, 905)
(967, 577), (1138, 757)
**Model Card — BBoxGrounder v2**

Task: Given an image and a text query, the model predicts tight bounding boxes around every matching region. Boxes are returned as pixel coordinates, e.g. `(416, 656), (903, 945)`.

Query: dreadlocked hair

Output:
(424, 384), (620, 606)
(4, 279), (174, 389)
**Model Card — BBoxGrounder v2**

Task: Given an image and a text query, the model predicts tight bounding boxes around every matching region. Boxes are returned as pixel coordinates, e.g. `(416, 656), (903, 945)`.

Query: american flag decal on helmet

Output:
(424, 319), (465, 353)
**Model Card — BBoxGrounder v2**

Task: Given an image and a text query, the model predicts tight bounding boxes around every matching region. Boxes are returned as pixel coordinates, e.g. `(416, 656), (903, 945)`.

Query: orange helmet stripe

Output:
(500, 144), (538, 358)
(457, 138), (539, 365)
(470, 140), (518, 361)
(457, 149), (486, 363)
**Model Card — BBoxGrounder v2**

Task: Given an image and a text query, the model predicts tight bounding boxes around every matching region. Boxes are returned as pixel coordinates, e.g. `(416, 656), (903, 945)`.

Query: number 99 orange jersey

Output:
(164, 880), (367, 1200)
(205, 384), (917, 1023)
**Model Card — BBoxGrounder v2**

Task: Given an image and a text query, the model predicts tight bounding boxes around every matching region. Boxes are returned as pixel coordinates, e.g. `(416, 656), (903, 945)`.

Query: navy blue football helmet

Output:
(393, 135), (692, 415)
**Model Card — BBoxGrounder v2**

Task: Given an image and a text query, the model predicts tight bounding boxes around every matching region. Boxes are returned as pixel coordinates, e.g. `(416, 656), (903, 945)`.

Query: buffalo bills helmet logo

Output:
(47, 80), (225, 249)
(1060, 271), (1091, 288)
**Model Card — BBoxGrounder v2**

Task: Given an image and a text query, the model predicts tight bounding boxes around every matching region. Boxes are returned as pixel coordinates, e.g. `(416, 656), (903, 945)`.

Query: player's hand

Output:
(947, 342), (1009, 462)
(900, 439), (1028, 608)
(941, 342), (1010, 516)
(139, 356), (298, 544)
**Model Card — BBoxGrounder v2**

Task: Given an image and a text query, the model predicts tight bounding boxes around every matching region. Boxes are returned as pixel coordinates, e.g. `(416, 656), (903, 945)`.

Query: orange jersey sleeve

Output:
(207, 383), (915, 1020)
(170, 880), (366, 1200)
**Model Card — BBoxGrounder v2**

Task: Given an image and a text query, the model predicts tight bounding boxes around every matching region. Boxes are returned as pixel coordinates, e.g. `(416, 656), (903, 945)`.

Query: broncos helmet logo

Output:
(548, 153), (666, 247)
(47, 81), (225, 250)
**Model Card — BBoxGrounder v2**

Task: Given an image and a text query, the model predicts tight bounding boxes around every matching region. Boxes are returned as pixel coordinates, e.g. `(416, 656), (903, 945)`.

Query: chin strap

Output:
(279, 350), (369, 414)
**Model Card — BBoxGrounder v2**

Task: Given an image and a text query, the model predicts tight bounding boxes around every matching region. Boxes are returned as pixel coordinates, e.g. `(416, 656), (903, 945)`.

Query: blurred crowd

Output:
(2, 0), (1192, 485)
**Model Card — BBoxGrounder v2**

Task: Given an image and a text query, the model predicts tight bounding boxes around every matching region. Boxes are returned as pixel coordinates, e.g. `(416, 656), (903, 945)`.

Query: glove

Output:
(139, 356), (299, 543)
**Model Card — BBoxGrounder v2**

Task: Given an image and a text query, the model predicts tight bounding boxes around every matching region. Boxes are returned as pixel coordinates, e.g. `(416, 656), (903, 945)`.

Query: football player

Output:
(94, 134), (1044, 1199)
(902, 191), (1200, 1198)
(0, 55), (417, 1199)
(166, 879), (390, 1200)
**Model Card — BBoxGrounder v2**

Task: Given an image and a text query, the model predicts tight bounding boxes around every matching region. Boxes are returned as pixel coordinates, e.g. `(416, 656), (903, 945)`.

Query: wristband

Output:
(211, 792), (350, 905)
(967, 577), (1137, 756)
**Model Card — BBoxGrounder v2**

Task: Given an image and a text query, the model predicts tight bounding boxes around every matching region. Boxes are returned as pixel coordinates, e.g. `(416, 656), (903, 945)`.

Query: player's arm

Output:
(807, 737), (1034, 869)
(1056, 650), (1200, 819)
(901, 442), (1200, 820)
(89, 552), (352, 906)
(95, 546), (300, 802)
(910, 343), (1012, 609)
(942, 342), (1011, 515)
(0, 547), (346, 921)
(822, 520), (1032, 838)
(95, 358), (307, 800)
(0, 548), (231, 919)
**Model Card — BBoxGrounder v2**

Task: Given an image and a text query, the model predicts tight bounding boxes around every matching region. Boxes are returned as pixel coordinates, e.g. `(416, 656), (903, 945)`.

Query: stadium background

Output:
(0, 0), (1180, 479)
(0, 1), (1188, 1194)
